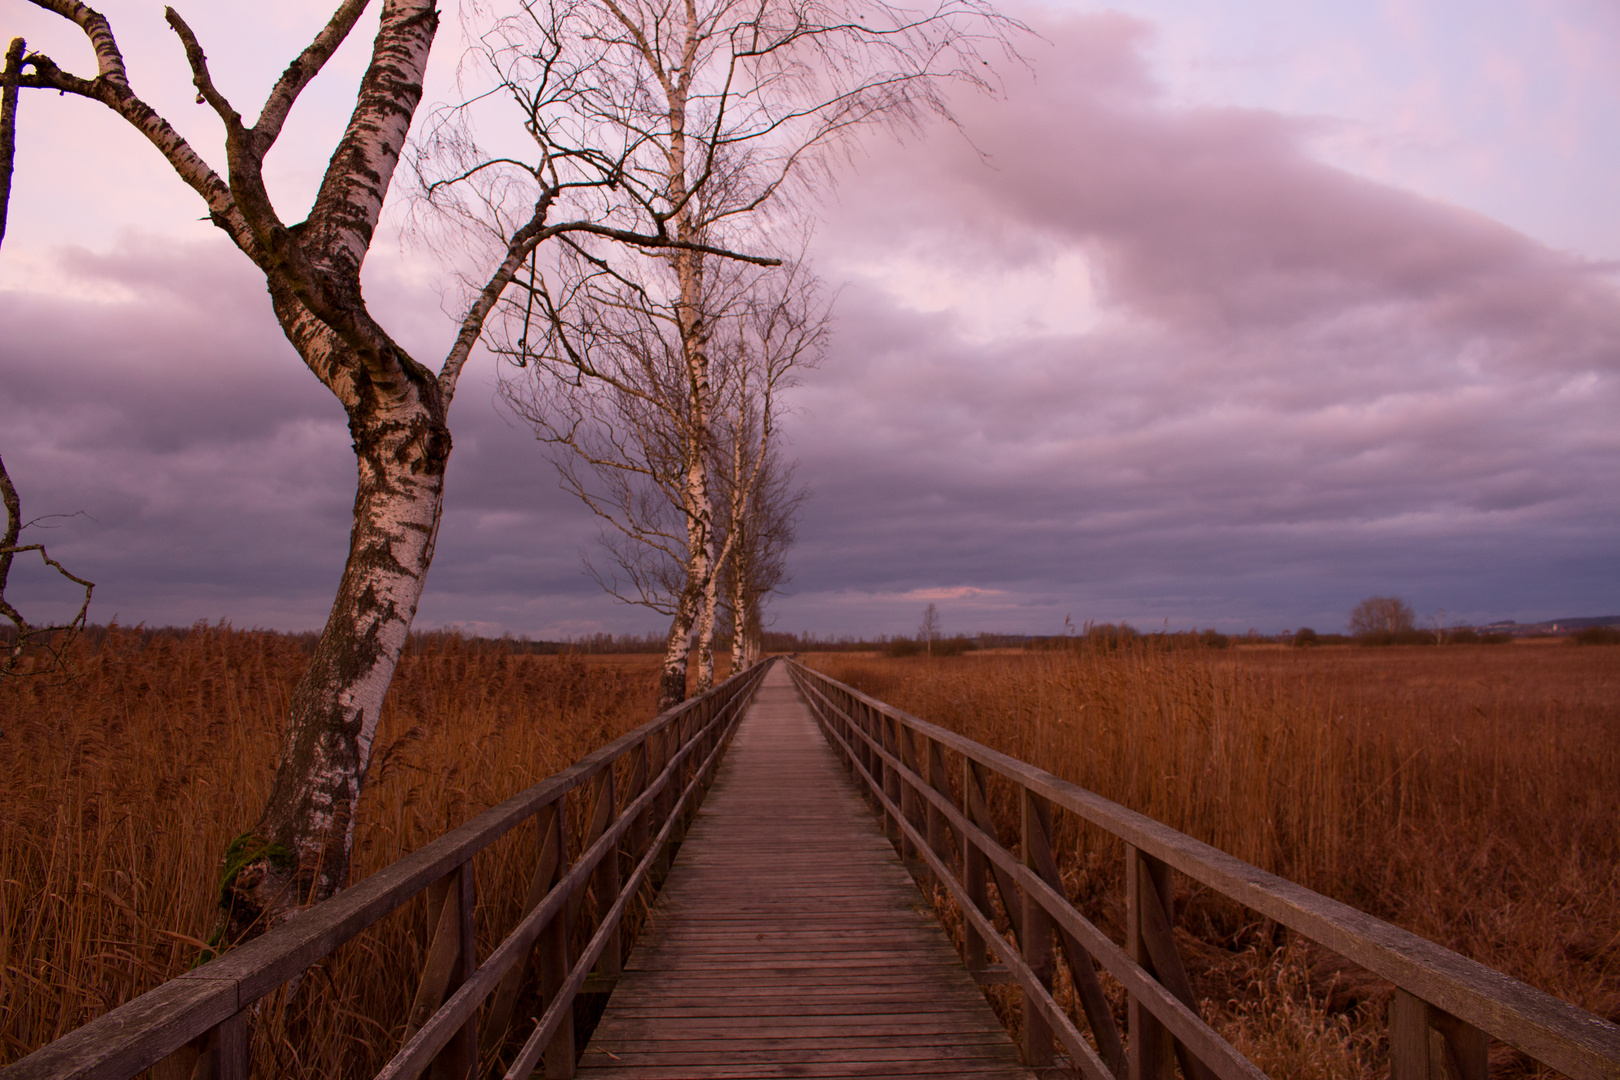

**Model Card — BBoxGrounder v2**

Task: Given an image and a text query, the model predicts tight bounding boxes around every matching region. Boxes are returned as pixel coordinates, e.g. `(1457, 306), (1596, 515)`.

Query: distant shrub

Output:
(1448, 628), (1479, 644)
(885, 635), (977, 657)
(1479, 633), (1512, 645)
(1291, 628), (1318, 647)
(1349, 595), (1415, 637)
(1572, 626), (1620, 645)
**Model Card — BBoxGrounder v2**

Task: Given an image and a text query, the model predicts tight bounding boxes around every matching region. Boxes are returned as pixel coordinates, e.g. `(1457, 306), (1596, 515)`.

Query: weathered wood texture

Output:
(787, 660), (1620, 1080)
(579, 665), (1034, 1080)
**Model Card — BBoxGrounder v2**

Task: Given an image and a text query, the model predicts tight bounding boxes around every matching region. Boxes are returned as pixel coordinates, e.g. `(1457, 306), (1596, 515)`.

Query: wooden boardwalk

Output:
(578, 664), (1034, 1079)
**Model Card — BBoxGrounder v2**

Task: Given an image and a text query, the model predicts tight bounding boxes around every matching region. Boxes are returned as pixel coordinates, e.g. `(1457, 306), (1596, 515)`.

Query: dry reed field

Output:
(0, 626), (667, 1076)
(806, 644), (1620, 1079)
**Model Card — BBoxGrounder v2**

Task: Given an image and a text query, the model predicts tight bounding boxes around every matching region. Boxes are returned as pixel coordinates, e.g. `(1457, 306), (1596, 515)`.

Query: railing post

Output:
(881, 713), (901, 847)
(924, 737), (955, 876)
(649, 729), (674, 879)
(1024, 785), (1127, 1076)
(408, 864), (476, 1079)
(1021, 788), (1056, 1068)
(1391, 991), (1488, 1080)
(962, 757), (990, 972)
(898, 726), (922, 866)
(484, 798), (567, 1062)
(844, 692), (860, 770)
(861, 701), (879, 806)
(679, 712), (698, 830)
(592, 769), (622, 979)
(1127, 845), (1176, 1080)
(431, 861), (478, 1080)
(538, 798), (575, 1080)
(188, 1009), (248, 1080)
(627, 741), (651, 865)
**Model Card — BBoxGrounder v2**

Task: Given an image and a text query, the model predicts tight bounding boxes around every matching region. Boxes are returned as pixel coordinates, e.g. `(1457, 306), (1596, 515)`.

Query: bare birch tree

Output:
(496, 249), (816, 697)
(12, 0), (766, 944)
(919, 601), (940, 656)
(1, 38), (94, 683)
(0, 453), (95, 681)
(441, 0), (1014, 707)
(718, 434), (803, 669)
(699, 260), (822, 684)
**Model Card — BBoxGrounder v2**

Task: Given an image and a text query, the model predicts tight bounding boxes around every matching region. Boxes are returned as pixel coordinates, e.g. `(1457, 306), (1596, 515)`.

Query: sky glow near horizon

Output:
(1, 0), (1617, 640)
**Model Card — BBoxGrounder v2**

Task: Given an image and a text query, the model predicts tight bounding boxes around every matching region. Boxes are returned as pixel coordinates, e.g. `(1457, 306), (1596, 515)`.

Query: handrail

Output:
(787, 658), (1620, 1080)
(4, 657), (777, 1080)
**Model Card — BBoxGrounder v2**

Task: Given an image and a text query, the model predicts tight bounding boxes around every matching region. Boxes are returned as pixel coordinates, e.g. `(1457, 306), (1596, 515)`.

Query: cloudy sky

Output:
(2, 0), (1617, 640)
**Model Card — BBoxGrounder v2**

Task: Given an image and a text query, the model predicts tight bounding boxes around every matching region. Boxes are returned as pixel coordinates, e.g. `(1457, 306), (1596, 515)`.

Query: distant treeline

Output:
(760, 621), (1617, 653)
(0, 622), (671, 657)
(6, 618), (1615, 660)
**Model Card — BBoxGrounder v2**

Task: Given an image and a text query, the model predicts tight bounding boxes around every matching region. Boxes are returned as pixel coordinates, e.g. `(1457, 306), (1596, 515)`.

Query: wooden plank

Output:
(579, 664), (1034, 1080)
(580, 1063), (1033, 1079)
(582, 1046), (1024, 1065)
(589, 1034), (1019, 1050)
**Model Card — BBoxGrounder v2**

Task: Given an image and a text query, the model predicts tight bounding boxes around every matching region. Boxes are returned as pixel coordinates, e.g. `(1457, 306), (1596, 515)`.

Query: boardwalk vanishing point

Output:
(578, 663), (1035, 1079)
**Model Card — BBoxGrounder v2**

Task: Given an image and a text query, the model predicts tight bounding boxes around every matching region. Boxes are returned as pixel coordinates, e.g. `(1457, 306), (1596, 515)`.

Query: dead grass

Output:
(5, 631), (1613, 1077)
(0, 625), (664, 1075)
(807, 644), (1620, 1078)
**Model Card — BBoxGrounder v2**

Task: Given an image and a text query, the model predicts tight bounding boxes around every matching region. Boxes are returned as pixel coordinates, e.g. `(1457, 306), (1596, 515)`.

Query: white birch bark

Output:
(18, 0), (561, 943)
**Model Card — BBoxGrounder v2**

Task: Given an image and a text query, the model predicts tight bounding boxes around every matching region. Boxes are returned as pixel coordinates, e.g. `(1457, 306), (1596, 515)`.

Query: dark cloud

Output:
(3, 10), (1617, 641)
(774, 9), (1620, 635)
(0, 233), (661, 637)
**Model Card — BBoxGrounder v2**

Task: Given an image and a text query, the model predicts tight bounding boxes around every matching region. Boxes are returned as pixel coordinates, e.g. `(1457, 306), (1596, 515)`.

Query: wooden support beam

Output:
(590, 769), (622, 978)
(186, 1010), (247, 1080)
(649, 731), (674, 880)
(1127, 847), (1175, 1080)
(538, 798), (575, 1080)
(960, 758), (992, 971)
(428, 861), (478, 1080)
(1024, 788), (1126, 1077)
(899, 726), (923, 866)
(1022, 789), (1057, 1068)
(925, 737), (957, 872)
(1393, 990), (1489, 1080)
(407, 873), (462, 1044)
(482, 799), (565, 1063)
(964, 756), (1026, 946)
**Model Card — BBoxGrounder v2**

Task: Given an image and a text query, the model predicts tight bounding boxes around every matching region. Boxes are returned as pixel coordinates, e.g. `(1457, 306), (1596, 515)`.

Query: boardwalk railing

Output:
(4, 658), (775, 1080)
(787, 659), (1620, 1080)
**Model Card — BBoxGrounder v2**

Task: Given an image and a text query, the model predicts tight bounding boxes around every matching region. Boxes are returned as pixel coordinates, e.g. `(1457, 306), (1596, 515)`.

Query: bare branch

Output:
(253, 0), (373, 147)
(25, 0), (128, 86)
(0, 452), (94, 681)
(0, 37), (23, 250)
(164, 7), (244, 130)
(17, 6), (255, 254)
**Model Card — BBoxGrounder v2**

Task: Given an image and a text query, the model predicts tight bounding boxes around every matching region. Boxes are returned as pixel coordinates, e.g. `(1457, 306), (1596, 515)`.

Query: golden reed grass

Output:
(807, 644), (1620, 1079)
(1, 625), (664, 1076)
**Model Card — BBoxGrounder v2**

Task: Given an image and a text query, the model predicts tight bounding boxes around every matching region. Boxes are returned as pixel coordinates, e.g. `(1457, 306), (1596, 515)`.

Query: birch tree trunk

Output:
(658, 573), (702, 710)
(224, 308), (451, 936)
(20, 0), (565, 943)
